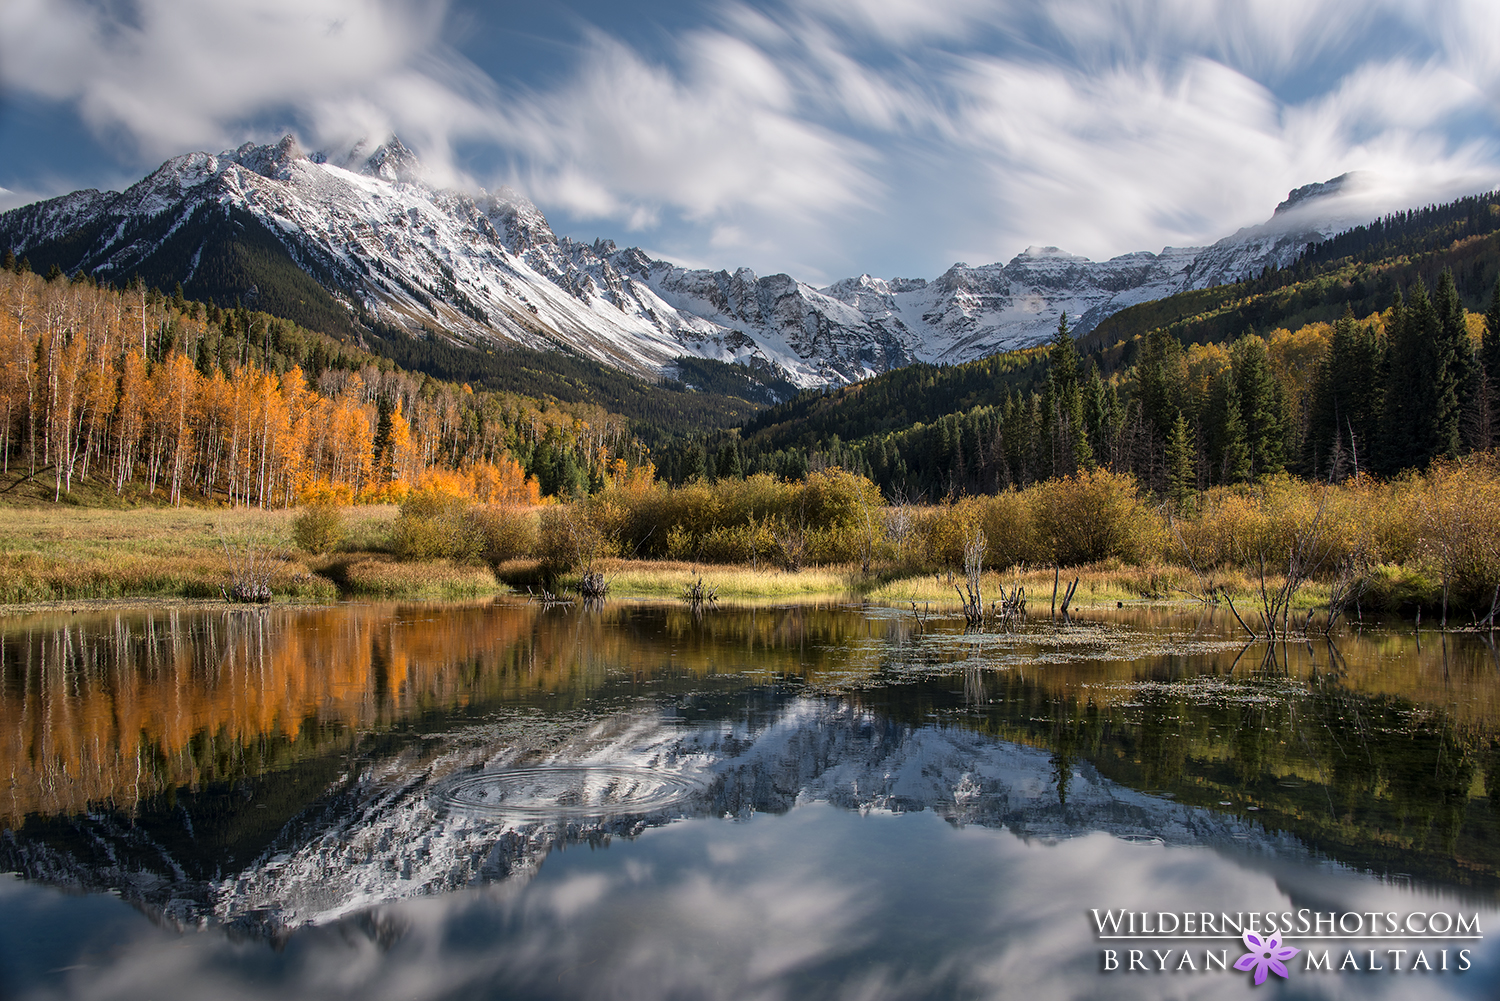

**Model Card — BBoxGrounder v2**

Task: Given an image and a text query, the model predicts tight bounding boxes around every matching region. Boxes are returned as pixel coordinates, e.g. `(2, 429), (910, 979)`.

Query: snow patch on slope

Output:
(0, 138), (1357, 387)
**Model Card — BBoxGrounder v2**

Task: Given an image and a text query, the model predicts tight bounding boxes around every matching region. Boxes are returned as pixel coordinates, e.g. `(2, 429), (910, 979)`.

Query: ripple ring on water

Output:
(431, 764), (703, 820)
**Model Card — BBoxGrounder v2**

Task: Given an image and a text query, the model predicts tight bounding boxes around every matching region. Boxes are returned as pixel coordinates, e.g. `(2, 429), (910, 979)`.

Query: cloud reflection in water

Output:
(4, 803), (1499, 1001)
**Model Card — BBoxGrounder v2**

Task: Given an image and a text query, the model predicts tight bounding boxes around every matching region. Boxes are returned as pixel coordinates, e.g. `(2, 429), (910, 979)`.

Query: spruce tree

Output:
(1219, 393), (1253, 484)
(1204, 370), (1252, 484)
(1044, 313), (1090, 474)
(1308, 308), (1382, 478)
(372, 397), (395, 482)
(1083, 362), (1109, 467)
(1384, 275), (1471, 470)
(1232, 336), (1284, 477)
(1377, 287), (1411, 474)
(1484, 276), (1500, 391)
(1432, 270), (1474, 458)
(1165, 411), (1196, 509)
(1103, 381), (1122, 465)
(1135, 328), (1186, 445)
(717, 441), (743, 479)
(1003, 393), (1035, 486)
(1479, 276), (1500, 449)
(1048, 312), (1081, 398)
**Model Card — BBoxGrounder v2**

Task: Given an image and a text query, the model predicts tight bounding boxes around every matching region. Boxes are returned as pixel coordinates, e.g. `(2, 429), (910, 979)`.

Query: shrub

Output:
(1032, 469), (1161, 565)
(1172, 489), (1263, 571)
(392, 488), (484, 563)
(538, 505), (615, 572)
(1360, 563), (1441, 613)
(919, 498), (984, 570)
(1417, 456), (1500, 608)
(471, 504), (537, 565)
(799, 468), (883, 532)
(292, 502), (345, 555)
(598, 470), (884, 568)
(979, 490), (1040, 570)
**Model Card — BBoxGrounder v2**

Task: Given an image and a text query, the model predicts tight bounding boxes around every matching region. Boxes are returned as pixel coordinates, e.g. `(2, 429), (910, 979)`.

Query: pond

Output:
(1, 598), (1498, 999)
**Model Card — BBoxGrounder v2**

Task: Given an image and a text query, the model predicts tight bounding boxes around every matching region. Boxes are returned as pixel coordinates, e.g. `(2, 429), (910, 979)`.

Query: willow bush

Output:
(593, 470), (884, 567)
(1032, 469), (1162, 566)
(292, 501), (346, 555)
(365, 456), (1500, 614)
(1418, 456), (1500, 608)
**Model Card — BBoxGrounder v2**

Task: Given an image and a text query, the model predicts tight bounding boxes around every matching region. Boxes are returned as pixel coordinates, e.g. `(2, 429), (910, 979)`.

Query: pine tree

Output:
(1165, 411), (1195, 509)
(1204, 370), (1252, 484)
(1432, 270), (1474, 458)
(1307, 308), (1382, 478)
(1232, 336), (1285, 477)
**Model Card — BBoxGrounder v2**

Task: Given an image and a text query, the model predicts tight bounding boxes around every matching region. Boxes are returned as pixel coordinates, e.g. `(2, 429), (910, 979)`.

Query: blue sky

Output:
(3, 0), (1499, 283)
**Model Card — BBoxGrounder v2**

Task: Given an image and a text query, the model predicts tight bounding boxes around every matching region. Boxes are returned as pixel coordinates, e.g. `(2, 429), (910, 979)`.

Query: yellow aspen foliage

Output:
(0, 270), (654, 506)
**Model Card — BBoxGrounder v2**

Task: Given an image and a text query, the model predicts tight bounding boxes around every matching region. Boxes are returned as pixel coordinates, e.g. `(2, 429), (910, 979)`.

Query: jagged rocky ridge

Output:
(1, 696), (1311, 935)
(0, 137), (1355, 388)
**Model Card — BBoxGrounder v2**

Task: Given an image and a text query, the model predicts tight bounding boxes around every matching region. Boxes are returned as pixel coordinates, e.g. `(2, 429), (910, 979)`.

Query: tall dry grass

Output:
(11, 457), (1500, 614)
(0, 506), (336, 603)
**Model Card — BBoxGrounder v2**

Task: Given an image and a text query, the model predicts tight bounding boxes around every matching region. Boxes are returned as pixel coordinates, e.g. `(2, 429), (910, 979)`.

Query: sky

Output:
(2, 0), (1499, 284)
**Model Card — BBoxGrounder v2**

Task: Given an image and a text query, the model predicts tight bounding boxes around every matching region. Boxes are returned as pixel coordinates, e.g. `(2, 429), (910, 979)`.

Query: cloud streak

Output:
(1, 0), (1497, 280)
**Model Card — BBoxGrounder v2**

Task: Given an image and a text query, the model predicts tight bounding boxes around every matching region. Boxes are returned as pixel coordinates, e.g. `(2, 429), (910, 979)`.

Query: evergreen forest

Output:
(6, 186), (1500, 512)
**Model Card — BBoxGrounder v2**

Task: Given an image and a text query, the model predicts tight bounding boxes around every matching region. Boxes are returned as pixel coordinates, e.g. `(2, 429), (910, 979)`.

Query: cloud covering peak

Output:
(2, 0), (1497, 281)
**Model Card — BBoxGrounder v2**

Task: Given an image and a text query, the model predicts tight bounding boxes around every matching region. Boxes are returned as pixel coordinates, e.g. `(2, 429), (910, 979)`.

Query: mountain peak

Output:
(361, 137), (424, 184)
(229, 135), (308, 181)
(480, 185), (556, 251)
(1015, 245), (1086, 262)
(1274, 173), (1360, 217)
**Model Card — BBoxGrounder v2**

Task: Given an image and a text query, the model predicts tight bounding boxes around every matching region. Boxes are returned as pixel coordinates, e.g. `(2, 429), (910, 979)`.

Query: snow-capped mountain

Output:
(0, 696), (1309, 934)
(0, 137), (1354, 388)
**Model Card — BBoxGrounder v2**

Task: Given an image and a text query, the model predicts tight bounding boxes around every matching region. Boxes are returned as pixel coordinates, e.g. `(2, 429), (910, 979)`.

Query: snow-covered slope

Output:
(0, 137), (1355, 388)
(0, 697), (1309, 935)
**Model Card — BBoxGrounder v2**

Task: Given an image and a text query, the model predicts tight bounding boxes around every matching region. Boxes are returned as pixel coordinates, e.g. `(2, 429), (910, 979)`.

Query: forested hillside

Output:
(359, 319), (779, 437)
(1084, 191), (1500, 354)
(10, 184), (1500, 512)
(0, 260), (662, 506)
(716, 188), (1500, 504)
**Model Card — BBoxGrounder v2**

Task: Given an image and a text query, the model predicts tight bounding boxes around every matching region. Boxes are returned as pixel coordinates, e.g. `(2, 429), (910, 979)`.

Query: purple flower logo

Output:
(1234, 931), (1299, 985)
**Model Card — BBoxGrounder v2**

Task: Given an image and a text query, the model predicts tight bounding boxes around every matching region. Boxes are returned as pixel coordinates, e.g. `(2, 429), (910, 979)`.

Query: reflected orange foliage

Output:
(5, 601), (1500, 827)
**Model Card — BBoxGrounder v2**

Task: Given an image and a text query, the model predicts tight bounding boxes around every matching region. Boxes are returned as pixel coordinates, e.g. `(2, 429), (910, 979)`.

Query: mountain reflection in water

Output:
(2, 600), (1499, 999)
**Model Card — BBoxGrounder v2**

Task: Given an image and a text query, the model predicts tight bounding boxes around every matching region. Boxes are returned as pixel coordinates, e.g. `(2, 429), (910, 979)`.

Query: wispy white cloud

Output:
(0, 0), (445, 156)
(1, 0), (1497, 279)
(493, 32), (876, 225)
(932, 47), (1498, 261)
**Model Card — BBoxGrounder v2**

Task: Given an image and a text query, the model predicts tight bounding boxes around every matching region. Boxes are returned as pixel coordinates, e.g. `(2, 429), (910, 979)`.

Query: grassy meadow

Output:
(3, 458), (1499, 624)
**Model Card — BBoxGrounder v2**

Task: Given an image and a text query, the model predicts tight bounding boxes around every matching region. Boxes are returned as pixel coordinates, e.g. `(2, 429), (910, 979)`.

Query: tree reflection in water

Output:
(2, 599), (1499, 930)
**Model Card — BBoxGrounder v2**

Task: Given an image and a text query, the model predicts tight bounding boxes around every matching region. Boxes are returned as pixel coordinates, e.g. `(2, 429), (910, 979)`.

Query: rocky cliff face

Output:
(0, 137), (1351, 388)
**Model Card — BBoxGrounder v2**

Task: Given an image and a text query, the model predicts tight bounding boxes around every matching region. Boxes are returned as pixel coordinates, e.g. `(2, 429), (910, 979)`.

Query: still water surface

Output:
(2, 598), (1499, 999)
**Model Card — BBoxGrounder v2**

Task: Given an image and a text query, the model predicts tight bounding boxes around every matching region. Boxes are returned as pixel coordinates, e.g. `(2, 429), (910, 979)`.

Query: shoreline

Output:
(0, 502), (1464, 620)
